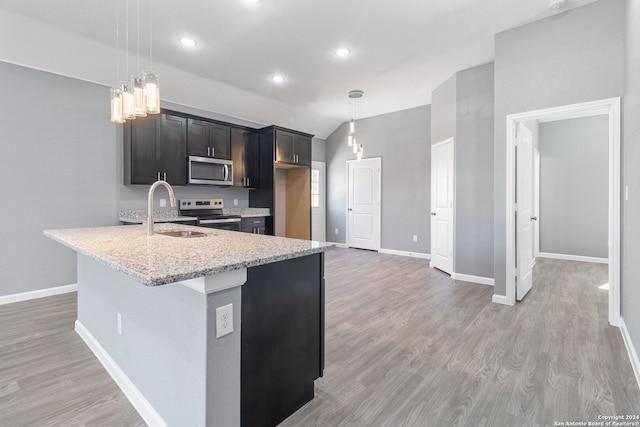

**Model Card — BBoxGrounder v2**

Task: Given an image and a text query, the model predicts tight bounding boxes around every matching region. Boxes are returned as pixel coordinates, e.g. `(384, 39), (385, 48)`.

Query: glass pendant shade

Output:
(352, 138), (358, 154)
(121, 81), (136, 120)
(349, 119), (355, 134)
(144, 71), (160, 114)
(132, 76), (147, 117)
(110, 87), (125, 123)
(357, 144), (364, 161)
(348, 134), (353, 147)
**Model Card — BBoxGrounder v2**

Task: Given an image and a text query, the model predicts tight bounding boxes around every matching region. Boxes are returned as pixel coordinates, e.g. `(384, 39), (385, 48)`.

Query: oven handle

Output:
(199, 218), (241, 224)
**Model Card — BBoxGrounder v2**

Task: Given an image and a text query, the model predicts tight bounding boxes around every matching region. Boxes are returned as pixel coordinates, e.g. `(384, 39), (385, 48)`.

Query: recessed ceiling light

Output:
(179, 37), (197, 47)
(334, 48), (351, 57)
(271, 75), (285, 83)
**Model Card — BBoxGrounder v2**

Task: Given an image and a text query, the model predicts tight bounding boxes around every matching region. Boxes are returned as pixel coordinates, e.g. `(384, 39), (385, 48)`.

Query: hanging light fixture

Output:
(110, 0), (159, 123)
(347, 90), (364, 160)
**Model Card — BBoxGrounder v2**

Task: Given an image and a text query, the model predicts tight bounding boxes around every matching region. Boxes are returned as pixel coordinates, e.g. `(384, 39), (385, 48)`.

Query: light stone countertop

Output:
(119, 210), (197, 224)
(44, 224), (333, 286)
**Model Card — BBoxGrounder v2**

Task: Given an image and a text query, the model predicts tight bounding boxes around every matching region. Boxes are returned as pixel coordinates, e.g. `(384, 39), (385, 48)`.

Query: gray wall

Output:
(623, 0), (640, 363)
(431, 75), (457, 145)
(326, 105), (431, 253)
(455, 63), (495, 279)
(493, 0), (625, 296)
(0, 61), (260, 297)
(539, 116), (608, 258)
(312, 137), (326, 163)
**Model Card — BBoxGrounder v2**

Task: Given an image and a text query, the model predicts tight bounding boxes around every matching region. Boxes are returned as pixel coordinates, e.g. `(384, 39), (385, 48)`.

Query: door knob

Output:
(348, 208), (353, 211)
(530, 216), (538, 221)
(431, 212), (437, 216)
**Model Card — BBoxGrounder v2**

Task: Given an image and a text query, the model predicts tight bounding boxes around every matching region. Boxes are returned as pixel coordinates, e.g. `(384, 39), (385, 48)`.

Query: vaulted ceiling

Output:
(0, 0), (598, 137)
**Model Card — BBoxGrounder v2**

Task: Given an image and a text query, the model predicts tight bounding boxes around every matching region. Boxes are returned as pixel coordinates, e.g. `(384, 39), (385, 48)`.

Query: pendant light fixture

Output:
(110, 0), (160, 123)
(347, 90), (365, 161)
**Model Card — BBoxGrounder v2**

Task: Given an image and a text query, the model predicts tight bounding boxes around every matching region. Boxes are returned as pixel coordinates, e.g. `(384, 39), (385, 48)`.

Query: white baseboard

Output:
(619, 318), (640, 392)
(538, 252), (608, 264)
(326, 242), (349, 249)
(451, 273), (494, 286)
(379, 248), (430, 259)
(0, 284), (77, 305)
(492, 294), (512, 305)
(75, 321), (168, 427)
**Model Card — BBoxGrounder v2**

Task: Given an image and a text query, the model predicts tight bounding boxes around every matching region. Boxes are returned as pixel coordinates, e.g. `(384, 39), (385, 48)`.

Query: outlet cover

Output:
(412, 235), (418, 242)
(335, 228), (339, 235)
(160, 198), (166, 207)
(216, 303), (234, 338)
(233, 198), (238, 206)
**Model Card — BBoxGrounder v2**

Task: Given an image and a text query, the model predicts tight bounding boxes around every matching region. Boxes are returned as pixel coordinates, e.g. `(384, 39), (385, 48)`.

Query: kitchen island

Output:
(44, 224), (333, 427)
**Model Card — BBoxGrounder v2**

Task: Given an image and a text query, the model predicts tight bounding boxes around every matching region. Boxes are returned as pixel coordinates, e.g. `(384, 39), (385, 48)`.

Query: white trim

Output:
(327, 242), (349, 249)
(491, 294), (511, 305)
(451, 273), (495, 286)
(504, 97), (621, 326)
(0, 284), (77, 305)
(619, 319), (640, 392)
(379, 248), (430, 259)
(537, 252), (608, 264)
(75, 320), (168, 427)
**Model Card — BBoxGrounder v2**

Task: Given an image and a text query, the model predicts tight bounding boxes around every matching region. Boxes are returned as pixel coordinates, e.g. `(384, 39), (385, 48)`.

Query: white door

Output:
(430, 139), (454, 274)
(311, 161), (326, 242)
(347, 158), (381, 250)
(516, 122), (535, 300)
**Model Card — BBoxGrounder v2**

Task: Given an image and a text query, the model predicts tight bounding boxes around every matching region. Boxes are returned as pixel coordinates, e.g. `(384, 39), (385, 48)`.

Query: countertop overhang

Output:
(44, 224), (333, 286)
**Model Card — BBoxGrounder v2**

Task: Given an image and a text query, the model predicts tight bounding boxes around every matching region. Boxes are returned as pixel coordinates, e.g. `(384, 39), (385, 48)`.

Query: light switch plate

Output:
(216, 304), (234, 338)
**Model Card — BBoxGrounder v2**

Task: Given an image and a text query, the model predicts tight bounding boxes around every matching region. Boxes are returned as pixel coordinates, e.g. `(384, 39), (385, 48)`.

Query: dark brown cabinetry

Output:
(275, 129), (311, 166)
(124, 113), (188, 185)
(231, 128), (260, 188)
(241, 253), (324, 427)
(241, 216), (266, 234)
(187, 119), (231, 160)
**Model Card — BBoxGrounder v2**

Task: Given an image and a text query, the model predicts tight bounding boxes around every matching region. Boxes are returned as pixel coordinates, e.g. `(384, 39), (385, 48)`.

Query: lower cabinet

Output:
(241, 253), (324, 427)
(241, 216), (266, 234)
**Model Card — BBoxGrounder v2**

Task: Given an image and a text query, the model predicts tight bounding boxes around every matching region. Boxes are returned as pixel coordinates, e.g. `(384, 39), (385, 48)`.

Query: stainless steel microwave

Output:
(188, 156), (233, 186)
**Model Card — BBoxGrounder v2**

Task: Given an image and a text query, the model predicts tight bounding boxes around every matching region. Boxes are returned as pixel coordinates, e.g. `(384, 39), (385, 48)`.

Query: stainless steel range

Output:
(179, 198), (241, 231)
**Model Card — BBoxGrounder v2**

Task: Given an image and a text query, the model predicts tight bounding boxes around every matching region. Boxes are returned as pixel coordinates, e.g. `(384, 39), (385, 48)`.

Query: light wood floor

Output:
(1, 249), (638, 426)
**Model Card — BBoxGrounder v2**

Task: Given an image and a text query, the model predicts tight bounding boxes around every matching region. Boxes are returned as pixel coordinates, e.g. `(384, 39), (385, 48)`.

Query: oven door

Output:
(188, 156), (233, 186)
(198, 218), (241, 231)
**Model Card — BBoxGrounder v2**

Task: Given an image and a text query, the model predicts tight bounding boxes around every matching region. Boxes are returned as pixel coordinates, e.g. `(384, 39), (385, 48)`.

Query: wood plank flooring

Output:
(0, 249), (638, 426)
(280, 250), (640, 426)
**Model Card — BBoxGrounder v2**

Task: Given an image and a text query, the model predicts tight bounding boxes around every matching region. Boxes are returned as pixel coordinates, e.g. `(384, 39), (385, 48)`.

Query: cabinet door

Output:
(130, 115), (158, 184)
(275, 130), (295, 163)
(187, 119), (209, 157)
(231, 128), (246, 187)
(158, 114), (187, 185)
(211, 124), (231, 160)
(244, 132), (260, 188)
(293, 134), (311, 166)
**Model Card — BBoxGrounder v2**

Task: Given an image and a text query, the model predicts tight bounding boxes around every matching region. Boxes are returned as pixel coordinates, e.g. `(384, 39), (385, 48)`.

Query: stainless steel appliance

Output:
(179, 198), (241, 231)
(188, 156), (233, 186)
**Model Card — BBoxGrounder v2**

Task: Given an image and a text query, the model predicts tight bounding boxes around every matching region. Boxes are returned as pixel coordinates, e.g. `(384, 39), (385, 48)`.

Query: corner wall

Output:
(493, 0), (625, 296)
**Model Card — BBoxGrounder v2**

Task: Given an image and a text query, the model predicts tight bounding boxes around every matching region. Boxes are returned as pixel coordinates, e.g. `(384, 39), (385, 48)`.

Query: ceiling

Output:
(0, 0), (598, 138)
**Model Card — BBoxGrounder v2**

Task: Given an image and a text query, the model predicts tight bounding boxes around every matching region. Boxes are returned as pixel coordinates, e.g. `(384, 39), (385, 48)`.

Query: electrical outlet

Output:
(412, 235), (418, 242)
(160, 198), (166, 208)
(626, 185), (629, 201)
(216, 304), (234, 338)
(117, 313), (123, 335)
(233, 198), (238, 206)
(335, 228), (339, 235)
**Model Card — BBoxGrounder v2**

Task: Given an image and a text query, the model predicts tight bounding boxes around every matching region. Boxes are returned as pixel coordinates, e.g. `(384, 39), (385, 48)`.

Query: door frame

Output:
(430, 138), (456, 274)
(504, 97), (621, 326)
(311, 161), (326, 242)
(345, 157), (382, 251)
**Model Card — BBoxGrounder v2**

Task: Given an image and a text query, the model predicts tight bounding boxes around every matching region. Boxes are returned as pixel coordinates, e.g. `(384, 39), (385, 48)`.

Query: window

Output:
(311, 168), (320, 208)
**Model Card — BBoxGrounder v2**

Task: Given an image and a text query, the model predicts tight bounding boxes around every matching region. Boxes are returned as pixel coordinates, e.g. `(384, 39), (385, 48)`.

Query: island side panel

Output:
(241, 253), (324, 427)
(76, 254), (212, 426)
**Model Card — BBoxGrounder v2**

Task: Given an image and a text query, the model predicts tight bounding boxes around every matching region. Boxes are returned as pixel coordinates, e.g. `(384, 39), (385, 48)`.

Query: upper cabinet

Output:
(275, 129), (312, 167)
(231, 128), (260, 188)
(187, 119), (231, 160)
(124, 112), (188, 185)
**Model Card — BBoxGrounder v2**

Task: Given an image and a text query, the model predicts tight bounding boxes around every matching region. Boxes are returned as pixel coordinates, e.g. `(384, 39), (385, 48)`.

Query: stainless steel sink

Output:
(157, 230), (207, 238)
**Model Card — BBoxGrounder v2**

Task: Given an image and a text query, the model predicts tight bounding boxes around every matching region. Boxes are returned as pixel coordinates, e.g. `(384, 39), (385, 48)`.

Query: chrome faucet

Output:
(147, 180), (176, 236)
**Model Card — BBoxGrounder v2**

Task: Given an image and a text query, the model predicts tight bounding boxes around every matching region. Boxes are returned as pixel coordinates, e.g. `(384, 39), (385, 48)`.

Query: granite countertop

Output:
(44, 224), (332, 286)
(119, 208), (271, 223)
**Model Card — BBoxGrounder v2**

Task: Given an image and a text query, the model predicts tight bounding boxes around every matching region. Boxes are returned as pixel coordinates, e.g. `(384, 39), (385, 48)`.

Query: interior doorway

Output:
(430, 138), (455, 275)
(504, 98), (621, 326)
(346, 157), (381, 251)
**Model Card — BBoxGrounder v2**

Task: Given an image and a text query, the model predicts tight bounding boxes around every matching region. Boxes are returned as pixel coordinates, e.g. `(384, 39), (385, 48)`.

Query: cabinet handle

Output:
(246, 177), (249, 187)
(163, 172), (167, 181)
(211, 147), (215, 157)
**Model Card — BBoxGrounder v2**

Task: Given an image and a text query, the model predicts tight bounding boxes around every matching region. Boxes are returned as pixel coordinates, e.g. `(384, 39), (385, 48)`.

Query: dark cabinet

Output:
(187, 119), (231, 160)
(275, 129), (311, 166)
(241, 216), (266, 234)
(125, 113), (188, 185)
(231, 128), (260, 188)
